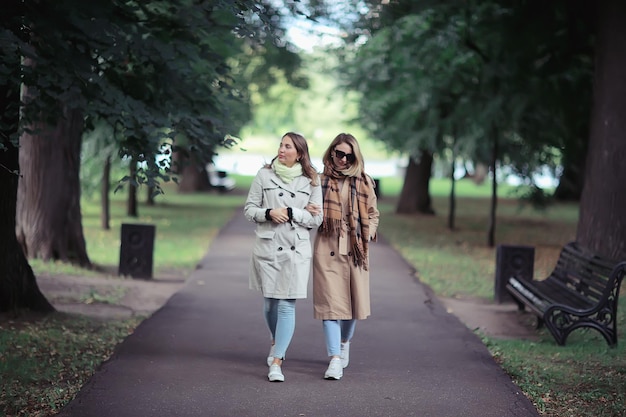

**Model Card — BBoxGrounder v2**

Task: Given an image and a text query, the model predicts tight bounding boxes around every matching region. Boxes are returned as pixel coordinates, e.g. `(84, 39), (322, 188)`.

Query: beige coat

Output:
(244, 167), (323, 299)
(313, 176), (379, 320)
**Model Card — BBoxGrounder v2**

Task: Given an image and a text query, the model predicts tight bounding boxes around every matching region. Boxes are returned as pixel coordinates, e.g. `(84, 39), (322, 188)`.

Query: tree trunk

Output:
(553, 127), (587, 201)
(553, 159), (584, 201)
(101, 155), (111, 230)
(145, 155), (156, 205)
(146, 186), (155, 205)
(174, 151), (211, 193)
(487, 126), (498, 248)
(15, 93), (91, 267)
(576, 0), (626, 261)
(448, 151), (456, 230)
(127, 159), (138, 217)
(0, 76), (54, 313)
(396, 150), (435, 215)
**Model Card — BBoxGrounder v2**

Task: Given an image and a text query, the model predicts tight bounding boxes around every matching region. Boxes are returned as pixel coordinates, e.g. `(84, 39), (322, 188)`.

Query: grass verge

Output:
(0, 315), (142, 417)
(2, 176), (625, 417)
(377, 187), (626, 417)
(1, 187), (247, 417)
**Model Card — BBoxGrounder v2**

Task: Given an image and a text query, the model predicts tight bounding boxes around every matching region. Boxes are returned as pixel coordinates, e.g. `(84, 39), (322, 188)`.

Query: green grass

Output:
(0, 315), (143, 417)
(30, 185), (246, 277)
(2, 187), (247, 417)
(3, 175), (624, 417)
(376, 184), (625, 417)
(485, 336), (626, 417)
(378, 196), (579, 299)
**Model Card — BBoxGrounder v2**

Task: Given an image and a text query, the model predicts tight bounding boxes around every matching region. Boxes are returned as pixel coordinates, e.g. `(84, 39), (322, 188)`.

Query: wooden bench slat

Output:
(507, 278), (549, 313)
(559, 244), (616, 271)
(551, 270), (605, 301)
(518, 278), (594, 310)
(535, 280), (595, 310)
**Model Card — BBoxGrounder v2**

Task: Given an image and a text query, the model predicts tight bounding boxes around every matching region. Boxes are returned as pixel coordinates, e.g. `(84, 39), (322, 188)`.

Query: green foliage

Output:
(1, 0), (312, 191)
(510, 184), (555, 211)
(339, 0), (594, 191)
(342, 5), (486, 161)
(238, 50), (390, 157)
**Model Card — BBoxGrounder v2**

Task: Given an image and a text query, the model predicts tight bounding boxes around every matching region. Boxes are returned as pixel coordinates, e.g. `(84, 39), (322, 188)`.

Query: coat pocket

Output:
(254, 229), (276, 261)
(296, 231), (312, 259)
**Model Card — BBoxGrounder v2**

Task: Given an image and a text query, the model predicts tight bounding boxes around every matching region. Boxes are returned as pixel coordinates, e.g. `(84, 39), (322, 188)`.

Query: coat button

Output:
(348, 251), (352, 256)
(278, 247), (283, 251)
(330, 251), (335, 256)
(291, 193), (295, 198)
(290, 246), (295, 250)
(279, 192), (283, 196)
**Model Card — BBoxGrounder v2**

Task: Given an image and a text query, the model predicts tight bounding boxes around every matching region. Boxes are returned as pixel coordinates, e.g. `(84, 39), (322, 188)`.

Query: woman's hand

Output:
(269, 207), (290, 223)
(305, 203), (321, 216)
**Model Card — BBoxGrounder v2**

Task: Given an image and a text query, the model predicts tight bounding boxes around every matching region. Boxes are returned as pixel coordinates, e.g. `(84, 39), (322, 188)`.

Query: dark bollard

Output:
(494, 244), (534, 303)
(119, 223), (156, 279)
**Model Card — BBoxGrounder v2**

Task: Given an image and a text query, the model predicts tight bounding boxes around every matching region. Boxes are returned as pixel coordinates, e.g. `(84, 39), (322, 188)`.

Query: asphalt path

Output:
(58, 211), (539, 417)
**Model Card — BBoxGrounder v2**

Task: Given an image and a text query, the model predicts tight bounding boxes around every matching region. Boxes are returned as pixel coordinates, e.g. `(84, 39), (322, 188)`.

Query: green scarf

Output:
(272, 159), (303, 183)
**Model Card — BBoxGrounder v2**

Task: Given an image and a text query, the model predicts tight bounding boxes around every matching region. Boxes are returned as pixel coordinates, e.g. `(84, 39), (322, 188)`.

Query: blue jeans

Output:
(323, 319), (356, 357)
(264, 298), (296, 360)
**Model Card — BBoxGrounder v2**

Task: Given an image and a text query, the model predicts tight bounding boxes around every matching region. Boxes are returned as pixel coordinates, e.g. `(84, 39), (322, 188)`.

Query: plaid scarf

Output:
(319, 167), (371, 270)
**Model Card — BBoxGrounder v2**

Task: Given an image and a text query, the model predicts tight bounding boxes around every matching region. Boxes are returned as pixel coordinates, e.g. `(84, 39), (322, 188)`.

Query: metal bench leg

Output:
(544, 307), (618, 347)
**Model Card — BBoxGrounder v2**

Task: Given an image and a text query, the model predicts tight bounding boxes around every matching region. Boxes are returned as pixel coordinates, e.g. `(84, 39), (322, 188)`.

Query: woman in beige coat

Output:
(313, 133), (379, 380)
(244, 132), (322, 382)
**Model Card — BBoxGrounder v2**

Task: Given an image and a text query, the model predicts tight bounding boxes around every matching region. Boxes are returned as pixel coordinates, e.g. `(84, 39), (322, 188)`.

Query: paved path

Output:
(58, 212), (539, 417)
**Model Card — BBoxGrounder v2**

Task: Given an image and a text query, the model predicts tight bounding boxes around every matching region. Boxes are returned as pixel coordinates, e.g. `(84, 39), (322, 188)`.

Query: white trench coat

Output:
(244, 167), (323, 299)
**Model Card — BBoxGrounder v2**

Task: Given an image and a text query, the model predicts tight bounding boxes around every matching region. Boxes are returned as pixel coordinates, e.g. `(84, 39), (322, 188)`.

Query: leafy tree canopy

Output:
(1, 0), (314, 186)
(334, 0), (594, 189)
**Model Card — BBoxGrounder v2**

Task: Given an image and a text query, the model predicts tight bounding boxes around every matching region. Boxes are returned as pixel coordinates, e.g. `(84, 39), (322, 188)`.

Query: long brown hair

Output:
(268, 132), (319, 186)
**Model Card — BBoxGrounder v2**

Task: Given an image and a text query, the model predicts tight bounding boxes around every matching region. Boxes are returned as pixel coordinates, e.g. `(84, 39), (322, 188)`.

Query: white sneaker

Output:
(267, 345), (275, 367)
(268, 364), (284, 382)
(324, 358), (343, 380)
(340, 341), (350, 368)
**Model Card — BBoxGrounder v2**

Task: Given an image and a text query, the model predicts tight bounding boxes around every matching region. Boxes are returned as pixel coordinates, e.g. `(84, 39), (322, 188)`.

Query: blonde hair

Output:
(321, 133), (365, 178)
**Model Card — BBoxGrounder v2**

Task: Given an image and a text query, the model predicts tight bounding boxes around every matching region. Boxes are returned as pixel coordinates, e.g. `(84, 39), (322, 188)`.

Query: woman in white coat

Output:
(244, 132), (323, 382)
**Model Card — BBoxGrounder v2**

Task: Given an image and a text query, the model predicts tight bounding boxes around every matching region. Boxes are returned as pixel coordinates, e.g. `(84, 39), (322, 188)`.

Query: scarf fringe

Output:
(319, 218), (342, 236)
(352, 242), (368, 271)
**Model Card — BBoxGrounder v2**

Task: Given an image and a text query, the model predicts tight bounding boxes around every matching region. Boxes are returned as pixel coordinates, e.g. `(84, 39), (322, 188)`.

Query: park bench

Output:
(506, 241), (626, 346)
